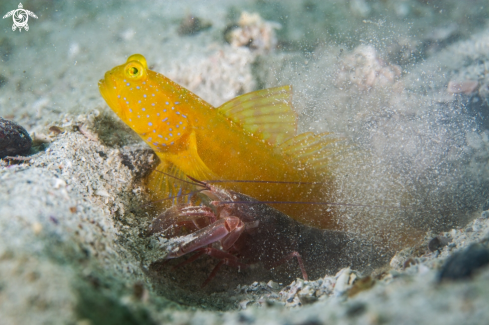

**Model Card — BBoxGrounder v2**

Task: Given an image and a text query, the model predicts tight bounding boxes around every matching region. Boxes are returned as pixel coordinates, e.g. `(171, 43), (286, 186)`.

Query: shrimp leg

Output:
(269, 251), (308, 280)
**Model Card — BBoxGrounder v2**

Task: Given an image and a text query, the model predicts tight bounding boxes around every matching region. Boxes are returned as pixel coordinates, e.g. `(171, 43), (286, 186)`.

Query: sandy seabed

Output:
(2, 0), (489, 324)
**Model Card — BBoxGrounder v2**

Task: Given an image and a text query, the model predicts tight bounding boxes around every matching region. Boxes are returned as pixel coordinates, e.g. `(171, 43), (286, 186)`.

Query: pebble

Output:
(0, 117), (32, 158)
(267, 280), (280, 290)
(334, 268), (352, 297)
(438, 244), (489, 281)
(178, 14), (212, 36)
(428, 236), (452, 252)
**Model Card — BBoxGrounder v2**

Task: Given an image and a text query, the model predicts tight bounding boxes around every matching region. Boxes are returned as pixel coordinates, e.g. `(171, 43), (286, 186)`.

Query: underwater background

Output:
(2, 0), (489, 324)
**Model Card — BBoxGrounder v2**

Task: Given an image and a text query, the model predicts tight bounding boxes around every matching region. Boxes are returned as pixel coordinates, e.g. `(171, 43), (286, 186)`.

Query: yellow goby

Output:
(99, 54), (340, 229)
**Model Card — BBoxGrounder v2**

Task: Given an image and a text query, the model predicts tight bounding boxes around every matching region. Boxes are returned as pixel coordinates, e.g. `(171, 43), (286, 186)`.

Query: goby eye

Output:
(124, 62), (144, 79)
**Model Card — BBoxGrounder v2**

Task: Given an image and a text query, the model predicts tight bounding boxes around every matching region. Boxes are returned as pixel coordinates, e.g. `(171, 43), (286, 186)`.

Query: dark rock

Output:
(428, 236), (452, 252)
(178, 15), (212, 36)
(0, 117), (32, 158)
(438, 244), (489, 281)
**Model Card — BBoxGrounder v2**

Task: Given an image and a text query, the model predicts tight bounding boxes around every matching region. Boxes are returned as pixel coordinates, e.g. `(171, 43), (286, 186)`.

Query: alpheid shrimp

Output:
(148, 177), (393, 287)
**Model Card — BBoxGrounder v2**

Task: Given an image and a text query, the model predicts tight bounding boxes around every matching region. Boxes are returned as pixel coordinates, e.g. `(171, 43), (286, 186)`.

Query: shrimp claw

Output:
(166, 216), (245, 259)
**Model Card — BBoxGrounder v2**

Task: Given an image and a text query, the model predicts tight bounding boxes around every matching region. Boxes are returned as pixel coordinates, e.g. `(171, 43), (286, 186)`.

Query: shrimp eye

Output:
(124, 62), (145, 80)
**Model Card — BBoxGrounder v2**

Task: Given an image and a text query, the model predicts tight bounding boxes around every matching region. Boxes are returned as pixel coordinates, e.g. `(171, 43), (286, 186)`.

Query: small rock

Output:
(439, 244), (489, 281)
(389, 247), (414, 270)
(95, 189), (110, 197)
(297, 285), (317, 304)
(32, 222), (43, 234)
(428, 236), (452, 252)
(334, 268), (352, 297)
(267, 280), (279, 290)
(49, 126), (64, 135)
(0, 117), (32, 158)
(178, 14), (211, 36)
(224, 11), (280, 52)
(348, 276), (375, 297)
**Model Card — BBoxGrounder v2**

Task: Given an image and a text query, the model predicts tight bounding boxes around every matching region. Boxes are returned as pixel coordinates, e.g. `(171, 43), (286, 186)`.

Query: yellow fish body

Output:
(99, 54), (340, 229)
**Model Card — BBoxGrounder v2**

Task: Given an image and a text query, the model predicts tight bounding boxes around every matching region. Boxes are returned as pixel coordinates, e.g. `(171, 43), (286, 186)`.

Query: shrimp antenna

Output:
(206, 179), (328, 185)
(151, 169), (204, 187)
(152, 167), (329, 186)
(186, 175), (209, 188)
(144, 188), (207, 207)
(219, 200), (408, 210)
